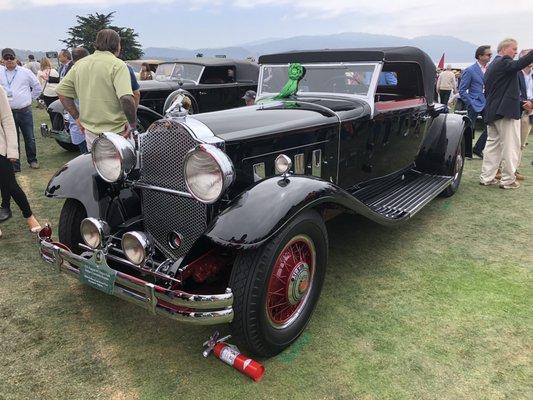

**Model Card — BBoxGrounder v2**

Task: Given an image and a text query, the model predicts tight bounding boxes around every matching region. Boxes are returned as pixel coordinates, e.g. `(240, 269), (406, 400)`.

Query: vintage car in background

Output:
(40, 100), (162, 152)
(38, 47), (470, 357)
(138, 58), (259, 114)
(126, 59), (163, 74)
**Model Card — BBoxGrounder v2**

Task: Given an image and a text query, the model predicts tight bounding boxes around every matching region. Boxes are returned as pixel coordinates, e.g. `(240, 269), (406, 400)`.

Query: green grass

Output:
(0, 106), (531, 399)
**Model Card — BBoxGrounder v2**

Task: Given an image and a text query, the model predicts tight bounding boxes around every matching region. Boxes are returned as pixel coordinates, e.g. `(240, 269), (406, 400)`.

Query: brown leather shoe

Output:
(515, 171), (526, 181)
(495, 169), (502, 180)
(479, 179), (500, 186)
(499, 181), (520, 190)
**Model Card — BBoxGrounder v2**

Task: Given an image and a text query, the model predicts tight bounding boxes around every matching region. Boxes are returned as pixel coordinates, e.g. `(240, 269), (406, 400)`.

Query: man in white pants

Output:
(479, 39), (533, 189)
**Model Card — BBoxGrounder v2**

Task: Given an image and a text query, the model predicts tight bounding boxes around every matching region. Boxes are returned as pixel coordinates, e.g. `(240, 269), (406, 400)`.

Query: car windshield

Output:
(258, 63), (379, 98)
(154, 63), (204, 83)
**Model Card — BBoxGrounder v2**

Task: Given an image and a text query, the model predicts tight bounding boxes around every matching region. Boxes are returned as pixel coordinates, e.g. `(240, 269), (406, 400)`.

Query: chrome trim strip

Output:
(242, 140), (329, 162)
(294, 153), (305, 174)
(130, 181), (193, 198)
(312, 149), (322, 177)
(253, 162), (266, 182)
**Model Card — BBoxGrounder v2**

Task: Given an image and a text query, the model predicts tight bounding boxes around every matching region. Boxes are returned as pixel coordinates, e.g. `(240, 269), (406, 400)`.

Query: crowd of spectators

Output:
(436, 39), (532, 190)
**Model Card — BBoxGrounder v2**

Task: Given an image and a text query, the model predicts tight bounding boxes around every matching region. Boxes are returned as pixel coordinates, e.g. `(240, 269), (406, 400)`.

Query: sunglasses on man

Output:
(3, 55), (15, 61)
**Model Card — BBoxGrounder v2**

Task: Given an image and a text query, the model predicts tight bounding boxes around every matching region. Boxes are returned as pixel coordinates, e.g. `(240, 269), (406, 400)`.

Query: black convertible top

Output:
(259, 47), (436, 103)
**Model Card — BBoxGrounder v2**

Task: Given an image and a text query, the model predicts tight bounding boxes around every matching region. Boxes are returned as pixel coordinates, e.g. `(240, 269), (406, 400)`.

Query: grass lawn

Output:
(0, 106), (531, 400)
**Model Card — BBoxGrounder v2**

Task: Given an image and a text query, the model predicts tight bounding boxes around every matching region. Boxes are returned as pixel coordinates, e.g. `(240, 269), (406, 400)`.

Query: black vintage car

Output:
(138, 58), (259, 114)
(38, 47), (470, 357)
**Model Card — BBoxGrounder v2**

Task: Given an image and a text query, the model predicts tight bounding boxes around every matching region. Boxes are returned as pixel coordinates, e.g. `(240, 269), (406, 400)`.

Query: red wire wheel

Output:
(266, 234), (316, 329)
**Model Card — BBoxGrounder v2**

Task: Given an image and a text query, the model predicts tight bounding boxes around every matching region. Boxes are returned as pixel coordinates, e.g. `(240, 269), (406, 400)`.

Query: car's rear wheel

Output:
(58, 199), (87, 254)
(229, 210), (328, 357)
(440, 133), (465, 197)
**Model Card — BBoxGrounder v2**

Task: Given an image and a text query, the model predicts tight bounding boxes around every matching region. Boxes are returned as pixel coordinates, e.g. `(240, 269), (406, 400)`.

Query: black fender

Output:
(163, 89), (199, 114)
(45, 154), (112, 218)
(204, 175), (413, 250)
(415, 113), (471, 176)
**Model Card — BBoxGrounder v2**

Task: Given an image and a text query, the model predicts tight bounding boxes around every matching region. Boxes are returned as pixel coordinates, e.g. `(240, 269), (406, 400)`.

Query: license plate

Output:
(79, 251), (117, 295)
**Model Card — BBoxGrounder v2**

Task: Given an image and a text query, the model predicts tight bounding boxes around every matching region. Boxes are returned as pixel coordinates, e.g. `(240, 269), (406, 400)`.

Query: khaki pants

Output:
(480, 118), (521, 186)
(85, 130), (134, 152)
(520, 110), (531, 147)
(85, 130), (100, 152)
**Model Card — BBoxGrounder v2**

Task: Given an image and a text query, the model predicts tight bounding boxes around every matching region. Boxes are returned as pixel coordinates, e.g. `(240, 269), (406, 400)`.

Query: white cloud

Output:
(1, 0), (531, 49)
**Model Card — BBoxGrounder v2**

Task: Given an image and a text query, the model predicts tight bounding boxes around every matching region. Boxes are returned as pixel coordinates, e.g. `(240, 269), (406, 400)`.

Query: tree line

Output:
(61, 12), (143, 60)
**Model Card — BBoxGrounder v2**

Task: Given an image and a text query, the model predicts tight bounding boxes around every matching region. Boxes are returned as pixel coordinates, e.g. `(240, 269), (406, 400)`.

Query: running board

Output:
(350, 170), (452, 221)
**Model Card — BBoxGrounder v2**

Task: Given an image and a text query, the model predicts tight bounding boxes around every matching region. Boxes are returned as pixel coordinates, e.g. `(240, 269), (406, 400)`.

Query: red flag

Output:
(437, 53), (445, 69)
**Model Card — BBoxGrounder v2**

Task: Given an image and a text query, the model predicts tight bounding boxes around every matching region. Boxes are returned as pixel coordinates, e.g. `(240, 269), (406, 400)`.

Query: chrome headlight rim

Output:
(80, 217), (110, 249)
(275, 154), (292, 175)
(121, 231), (151, 265)
(183, 144), (235, 204)
(91, 132), (136, 183)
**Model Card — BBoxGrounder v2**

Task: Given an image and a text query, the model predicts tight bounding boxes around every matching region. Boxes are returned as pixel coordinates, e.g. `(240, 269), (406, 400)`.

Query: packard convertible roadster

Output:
(38, 47), (470, 357)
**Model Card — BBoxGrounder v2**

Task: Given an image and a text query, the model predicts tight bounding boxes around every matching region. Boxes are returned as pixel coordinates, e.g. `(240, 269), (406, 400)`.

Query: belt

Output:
(11, 105), (32, 113)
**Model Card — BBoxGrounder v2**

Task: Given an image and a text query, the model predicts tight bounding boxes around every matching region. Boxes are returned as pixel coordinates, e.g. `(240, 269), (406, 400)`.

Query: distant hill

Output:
(144, 32), (477, 63)
(8, 32), (477, 65)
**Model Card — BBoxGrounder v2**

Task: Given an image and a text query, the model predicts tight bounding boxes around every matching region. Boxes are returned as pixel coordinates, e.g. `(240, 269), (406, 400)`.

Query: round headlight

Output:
(122, 231), (150, 265)
(80, 218), (109, 249)
(92, 133), (136, 183)
(184, 144), (234, 204)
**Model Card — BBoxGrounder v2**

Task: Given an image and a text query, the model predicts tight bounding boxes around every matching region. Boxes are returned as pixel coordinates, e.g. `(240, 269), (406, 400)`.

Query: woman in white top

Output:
(37, 57), (59, 107)
(0, 85), (42, 238)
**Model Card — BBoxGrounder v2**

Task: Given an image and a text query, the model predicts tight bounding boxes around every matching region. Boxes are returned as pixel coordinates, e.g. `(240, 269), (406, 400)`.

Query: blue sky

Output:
(0, 1), (531, 51)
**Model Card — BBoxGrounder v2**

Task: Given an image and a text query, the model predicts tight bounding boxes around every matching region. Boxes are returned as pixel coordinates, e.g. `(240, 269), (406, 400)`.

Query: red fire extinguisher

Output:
(203, 332), (265, 382)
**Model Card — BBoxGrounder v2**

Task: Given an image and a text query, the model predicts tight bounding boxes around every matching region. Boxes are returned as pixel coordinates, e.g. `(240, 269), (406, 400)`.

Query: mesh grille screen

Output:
(139, 119), (207, 259)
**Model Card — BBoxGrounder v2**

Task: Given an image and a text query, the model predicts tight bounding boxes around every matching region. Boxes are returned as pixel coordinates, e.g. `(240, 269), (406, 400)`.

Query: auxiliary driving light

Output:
(80, 218), (110, 249)
(121, 231), (151, 265)
(275, 154), (292, 175)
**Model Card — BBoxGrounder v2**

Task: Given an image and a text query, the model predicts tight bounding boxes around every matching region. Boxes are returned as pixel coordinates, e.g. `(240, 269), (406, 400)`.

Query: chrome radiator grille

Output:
(139, 119), (207, 260)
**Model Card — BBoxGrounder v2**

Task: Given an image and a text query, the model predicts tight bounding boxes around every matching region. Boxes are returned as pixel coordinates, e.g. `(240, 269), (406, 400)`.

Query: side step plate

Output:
(351, 170), (452, 220)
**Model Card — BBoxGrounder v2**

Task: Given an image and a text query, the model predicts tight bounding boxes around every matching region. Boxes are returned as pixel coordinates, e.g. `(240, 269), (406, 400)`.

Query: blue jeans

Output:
(467, 105), (487, 155)
(12, 108), (37, 170)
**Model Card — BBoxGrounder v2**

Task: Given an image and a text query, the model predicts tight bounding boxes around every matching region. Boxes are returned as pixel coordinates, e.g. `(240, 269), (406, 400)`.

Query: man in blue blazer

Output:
(480, 40), (533, 189)
(459, 45), (492, 158)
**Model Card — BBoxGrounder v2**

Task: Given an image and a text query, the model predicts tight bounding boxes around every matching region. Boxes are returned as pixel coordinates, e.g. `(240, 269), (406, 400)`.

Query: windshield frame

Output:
(257, 62), (382, 102)
(154, 63), (205, 84)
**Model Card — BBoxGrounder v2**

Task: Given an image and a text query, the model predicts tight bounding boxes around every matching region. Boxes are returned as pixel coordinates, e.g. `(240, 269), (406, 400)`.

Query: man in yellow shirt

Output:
(56, 29), (136, 151)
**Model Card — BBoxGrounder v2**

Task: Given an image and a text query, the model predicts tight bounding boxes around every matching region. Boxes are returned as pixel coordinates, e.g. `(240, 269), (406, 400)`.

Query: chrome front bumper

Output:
(38, 238), (233, 325)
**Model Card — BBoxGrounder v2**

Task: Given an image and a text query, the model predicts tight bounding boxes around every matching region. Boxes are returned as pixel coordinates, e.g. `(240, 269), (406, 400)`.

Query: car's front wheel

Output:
(229, 210), (328, 357)
(58, 199), (87, 254)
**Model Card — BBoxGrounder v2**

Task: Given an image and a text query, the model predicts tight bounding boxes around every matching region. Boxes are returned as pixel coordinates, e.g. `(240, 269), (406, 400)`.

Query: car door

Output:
(365, 99), (427, 179)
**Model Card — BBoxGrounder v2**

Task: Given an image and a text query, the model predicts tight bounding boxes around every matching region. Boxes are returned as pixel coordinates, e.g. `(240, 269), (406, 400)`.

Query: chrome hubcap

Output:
(287, 262), (310, 305)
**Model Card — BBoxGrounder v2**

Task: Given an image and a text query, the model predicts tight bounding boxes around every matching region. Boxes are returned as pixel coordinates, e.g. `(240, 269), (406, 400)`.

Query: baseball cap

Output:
(2, 48), (16, 58)
(242, 90), (256, 100)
